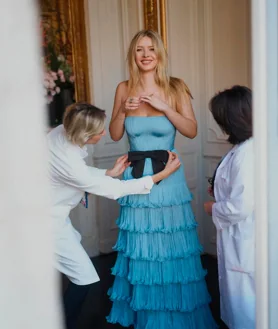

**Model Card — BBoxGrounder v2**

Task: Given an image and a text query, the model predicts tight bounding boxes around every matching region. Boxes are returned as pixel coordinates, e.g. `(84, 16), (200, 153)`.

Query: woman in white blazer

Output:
(204, 86), (254, 329)
(47, 102), (181, 329)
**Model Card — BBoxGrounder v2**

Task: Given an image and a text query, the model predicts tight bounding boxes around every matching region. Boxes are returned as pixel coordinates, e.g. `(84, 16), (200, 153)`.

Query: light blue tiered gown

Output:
(107, 116), (217, 329)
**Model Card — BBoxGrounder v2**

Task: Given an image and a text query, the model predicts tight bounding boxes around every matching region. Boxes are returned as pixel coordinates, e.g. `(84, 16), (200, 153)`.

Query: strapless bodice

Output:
(125, 116), (176, 151)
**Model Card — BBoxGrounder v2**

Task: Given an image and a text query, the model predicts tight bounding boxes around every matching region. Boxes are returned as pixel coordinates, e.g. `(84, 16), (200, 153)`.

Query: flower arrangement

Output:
(41, 20), (75, 104)
(43, 57), (75, 104)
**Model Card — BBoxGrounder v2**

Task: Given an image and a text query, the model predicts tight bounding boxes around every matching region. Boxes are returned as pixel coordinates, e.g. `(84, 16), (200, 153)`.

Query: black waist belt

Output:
(128, 150), (169, 184)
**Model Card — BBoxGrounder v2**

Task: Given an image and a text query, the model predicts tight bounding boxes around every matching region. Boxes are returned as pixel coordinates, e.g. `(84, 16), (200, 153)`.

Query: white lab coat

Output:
(47, 125), (154, 285)
(212, 138), (255, 329)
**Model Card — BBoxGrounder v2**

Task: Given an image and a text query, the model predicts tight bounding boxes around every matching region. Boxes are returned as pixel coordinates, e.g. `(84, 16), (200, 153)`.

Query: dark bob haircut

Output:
(209, 85), (252, 145)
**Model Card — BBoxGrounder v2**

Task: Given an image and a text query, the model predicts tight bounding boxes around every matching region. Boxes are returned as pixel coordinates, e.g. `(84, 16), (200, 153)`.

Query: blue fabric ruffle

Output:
(118, 182), (192, 208)
(117, 203), (197, 233)
(108, 276), (211, 312)
(111, 252), (207, 285)
(107, 300), (217, 329)
(107, 117), (218, 329)
(113, 227), (203, 261)
(107, 200), (218, 328)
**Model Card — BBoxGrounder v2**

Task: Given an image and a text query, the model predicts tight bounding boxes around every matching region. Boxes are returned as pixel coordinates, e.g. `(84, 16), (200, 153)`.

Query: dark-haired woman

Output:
(204, 86), (255, 329)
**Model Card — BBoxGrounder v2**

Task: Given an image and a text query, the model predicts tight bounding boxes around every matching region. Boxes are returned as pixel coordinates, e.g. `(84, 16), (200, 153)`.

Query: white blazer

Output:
(212, 138), (255, 329)
(47, 125), (154, 285)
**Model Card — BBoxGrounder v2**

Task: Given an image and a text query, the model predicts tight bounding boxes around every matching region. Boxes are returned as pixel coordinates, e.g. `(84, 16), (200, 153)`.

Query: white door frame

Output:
(252, 0), (278, 328)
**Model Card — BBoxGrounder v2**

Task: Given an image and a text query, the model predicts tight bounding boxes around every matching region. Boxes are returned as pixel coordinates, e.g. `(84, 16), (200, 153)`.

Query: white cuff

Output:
(142, 176), (154, 190)
(135, 176), (154, 194)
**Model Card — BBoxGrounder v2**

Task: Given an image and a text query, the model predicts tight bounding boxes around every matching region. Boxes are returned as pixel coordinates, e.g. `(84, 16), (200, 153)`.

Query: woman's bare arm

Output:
(109, 82), (127, 142)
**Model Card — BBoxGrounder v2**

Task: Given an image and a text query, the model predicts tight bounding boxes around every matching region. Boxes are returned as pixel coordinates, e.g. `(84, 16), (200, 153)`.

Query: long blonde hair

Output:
(127, 30), (193, 106)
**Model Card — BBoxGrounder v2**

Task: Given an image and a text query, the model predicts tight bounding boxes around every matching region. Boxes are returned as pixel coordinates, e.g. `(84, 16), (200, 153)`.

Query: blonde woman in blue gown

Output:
(107, 30), (217, 329)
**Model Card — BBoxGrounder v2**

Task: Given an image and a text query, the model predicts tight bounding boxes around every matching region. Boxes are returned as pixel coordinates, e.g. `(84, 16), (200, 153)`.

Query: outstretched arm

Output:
(61, 152), (181, 200)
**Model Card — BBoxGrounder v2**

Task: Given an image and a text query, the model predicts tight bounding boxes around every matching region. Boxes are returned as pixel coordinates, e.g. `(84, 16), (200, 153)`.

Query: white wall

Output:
(200, 0), (251, 254)
(70, 0), (143, 256)
(167, 0), (251, 255)
(71, 0), (251, 257)
(166, 0), (204, 246)
(0, 1), (62, 328)
(252, 0), (278, 327)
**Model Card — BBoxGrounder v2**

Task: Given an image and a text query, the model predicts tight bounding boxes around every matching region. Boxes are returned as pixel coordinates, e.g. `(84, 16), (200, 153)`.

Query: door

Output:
(200, 0), (251, 255)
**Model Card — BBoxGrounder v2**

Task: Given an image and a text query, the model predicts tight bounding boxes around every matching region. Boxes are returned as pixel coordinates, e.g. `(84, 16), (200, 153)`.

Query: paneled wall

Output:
(166, 0), (204, 244)
(70, 0), (251, 257)
(71, 0), (143, 256)
(167, 0), (251, 255)
(200, 0), (251, 254)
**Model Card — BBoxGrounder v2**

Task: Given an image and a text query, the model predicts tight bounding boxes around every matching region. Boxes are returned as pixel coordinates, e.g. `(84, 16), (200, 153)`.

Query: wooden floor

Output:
(75, 253), (228, 329)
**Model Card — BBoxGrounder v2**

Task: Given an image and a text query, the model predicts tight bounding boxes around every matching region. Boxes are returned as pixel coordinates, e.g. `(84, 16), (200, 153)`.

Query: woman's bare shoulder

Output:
(116, 81), (128, 91)
(115, 81), (128, 98)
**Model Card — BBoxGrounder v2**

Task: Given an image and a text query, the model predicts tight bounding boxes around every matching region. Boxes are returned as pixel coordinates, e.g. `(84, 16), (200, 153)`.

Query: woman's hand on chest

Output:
(140, 92), (171, 113)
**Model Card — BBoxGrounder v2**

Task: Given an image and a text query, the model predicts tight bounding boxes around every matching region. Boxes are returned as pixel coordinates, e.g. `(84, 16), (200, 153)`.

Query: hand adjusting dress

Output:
(107, 116), (217, 329)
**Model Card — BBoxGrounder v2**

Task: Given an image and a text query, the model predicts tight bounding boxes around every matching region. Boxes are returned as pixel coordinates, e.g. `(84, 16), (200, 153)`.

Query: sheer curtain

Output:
(0, 1), (62, 328)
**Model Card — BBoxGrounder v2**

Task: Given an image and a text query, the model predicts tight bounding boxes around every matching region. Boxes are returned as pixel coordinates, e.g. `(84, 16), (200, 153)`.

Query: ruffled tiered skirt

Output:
(107, 166), (217, 329)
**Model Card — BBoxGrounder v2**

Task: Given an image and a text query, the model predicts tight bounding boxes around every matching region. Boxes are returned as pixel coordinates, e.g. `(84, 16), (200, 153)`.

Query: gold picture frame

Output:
(143, 0), (167, 48)
(39, 0), (90, 102)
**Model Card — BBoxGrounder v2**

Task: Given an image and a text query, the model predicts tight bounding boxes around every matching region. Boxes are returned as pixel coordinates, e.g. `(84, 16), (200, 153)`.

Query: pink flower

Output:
(49, 81), (56, 89)
(60, 75), (66, 83)
(46, 95), (53, 104)
(55, 86), (61, 94)
(57, 54), (65, 62)
(44, 72), (52, 80)
(69, 75), (75, 83)
(50, 71), (58, 80)
(43, 80), (50, 88)
(58, 69), (64, 76)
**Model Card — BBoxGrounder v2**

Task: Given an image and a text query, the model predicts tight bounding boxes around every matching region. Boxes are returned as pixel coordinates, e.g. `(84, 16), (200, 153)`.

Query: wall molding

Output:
(120, 0), (129, 79)
(143, 0), (167, 47)
(203, 0), (228, 145)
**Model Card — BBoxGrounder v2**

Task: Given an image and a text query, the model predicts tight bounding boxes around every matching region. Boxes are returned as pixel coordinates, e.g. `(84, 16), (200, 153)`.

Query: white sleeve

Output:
(212, 151), (254, 230)
(65, 164), (154, 200)
(87, 166), (107, 177)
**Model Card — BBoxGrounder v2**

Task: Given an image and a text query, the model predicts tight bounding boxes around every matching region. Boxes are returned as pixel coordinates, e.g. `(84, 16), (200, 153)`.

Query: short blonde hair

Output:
(63, 102), (106, 146)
